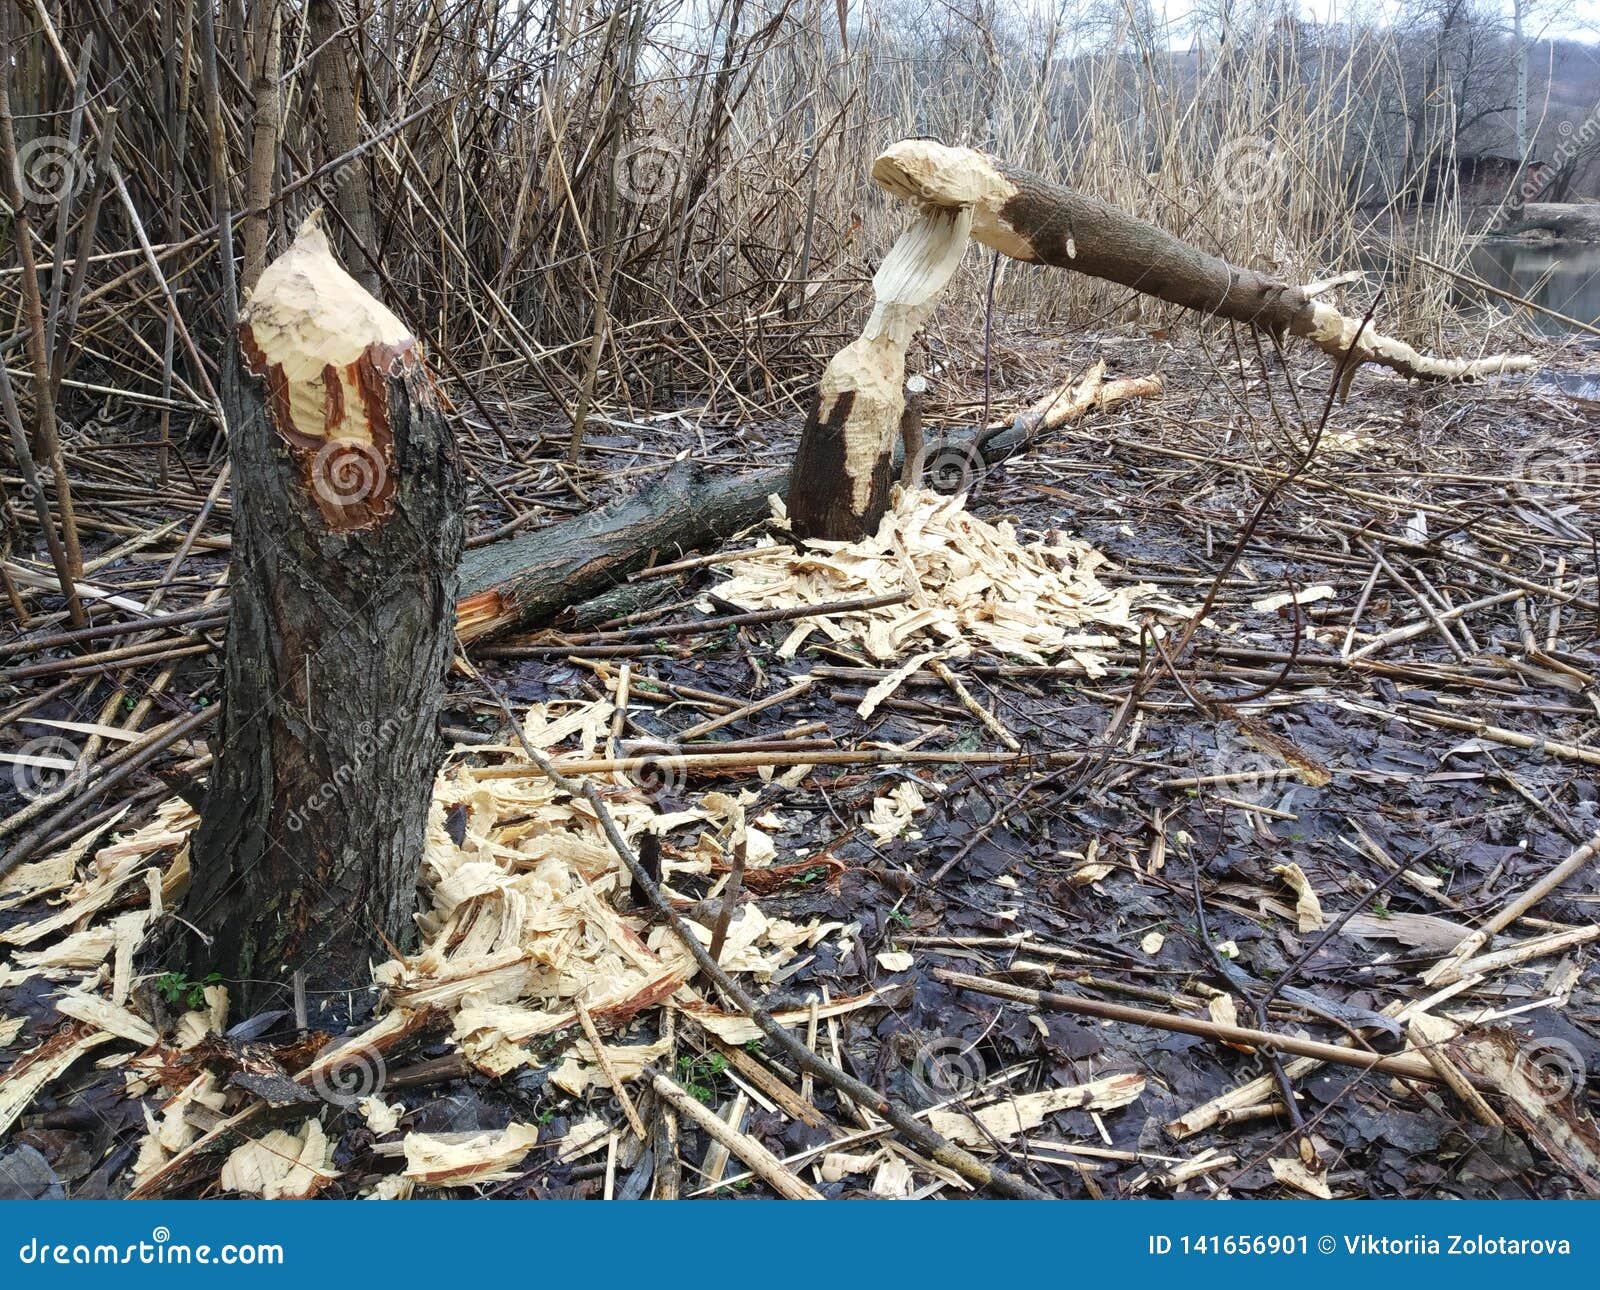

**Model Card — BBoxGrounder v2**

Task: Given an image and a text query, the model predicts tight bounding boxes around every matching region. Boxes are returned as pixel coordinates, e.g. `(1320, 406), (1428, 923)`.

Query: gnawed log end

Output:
(239, 211), (433, 532)
(455, 588), (510, 643)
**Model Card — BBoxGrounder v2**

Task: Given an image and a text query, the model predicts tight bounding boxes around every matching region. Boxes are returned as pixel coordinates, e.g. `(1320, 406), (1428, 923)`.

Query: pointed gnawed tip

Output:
(296, 206), (327, 242)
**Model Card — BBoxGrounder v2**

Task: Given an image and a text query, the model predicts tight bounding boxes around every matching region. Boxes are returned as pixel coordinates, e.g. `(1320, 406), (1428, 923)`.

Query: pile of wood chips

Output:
(1, 697), (857, 1198)
(376, 697), (840, 1080)
(715, 487), (1174, 674)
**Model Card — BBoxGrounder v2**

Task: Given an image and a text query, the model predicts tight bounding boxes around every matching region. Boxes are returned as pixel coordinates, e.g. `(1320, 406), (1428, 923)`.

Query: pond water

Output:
(1467, 241), (1600, 336)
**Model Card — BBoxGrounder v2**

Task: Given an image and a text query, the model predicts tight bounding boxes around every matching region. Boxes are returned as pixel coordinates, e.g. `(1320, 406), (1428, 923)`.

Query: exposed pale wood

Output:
(788, 205), (972, 540)
(872, 139), (1536, 383)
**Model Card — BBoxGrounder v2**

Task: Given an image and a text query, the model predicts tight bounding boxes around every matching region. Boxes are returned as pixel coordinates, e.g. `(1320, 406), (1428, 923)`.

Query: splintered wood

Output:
(716, 488), (1172, 673)
(0, 700), (847, 1196)
(373, 697), (837, 1079)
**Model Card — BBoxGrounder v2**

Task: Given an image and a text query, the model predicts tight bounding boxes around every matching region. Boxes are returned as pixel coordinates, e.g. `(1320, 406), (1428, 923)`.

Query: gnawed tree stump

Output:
(872, 139), (1536, 385)
(453, 363), (1159, 641)
(186, 215), (464, 1012)
(788, 205), (972, 540)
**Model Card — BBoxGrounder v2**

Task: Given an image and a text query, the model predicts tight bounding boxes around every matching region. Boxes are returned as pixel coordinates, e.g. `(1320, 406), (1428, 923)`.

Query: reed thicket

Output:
(4, 0), (1534, 425)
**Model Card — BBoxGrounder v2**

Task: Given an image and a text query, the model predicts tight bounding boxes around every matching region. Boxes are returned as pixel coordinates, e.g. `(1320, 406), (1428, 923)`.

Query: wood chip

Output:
(1271, 862), (1325, 932)
(401, 1124), (540, 1186)
(220, 1120), (336, 1199)
(928, 1072), (1146, 1149)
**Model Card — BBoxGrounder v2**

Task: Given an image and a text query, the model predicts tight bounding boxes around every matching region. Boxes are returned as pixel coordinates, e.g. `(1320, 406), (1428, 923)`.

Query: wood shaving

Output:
(1271, 862), (1325, 932)
(864, 781), (928, 843)
(359, 1097), (405, 1136)
(401, 1124), (539, 1187)
(549, 1038), (670, 1096)
(368, 697), (831, 1075)
(717, 489), (1174, 669)
(1269, 1155), (1333, 1199)
(928, 1072), (1146, 1149)
(220, 1120), (336, 1199)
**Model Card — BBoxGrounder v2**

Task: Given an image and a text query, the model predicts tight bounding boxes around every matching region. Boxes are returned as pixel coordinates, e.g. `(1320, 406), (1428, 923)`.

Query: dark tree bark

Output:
(186, 215), (463, 1013)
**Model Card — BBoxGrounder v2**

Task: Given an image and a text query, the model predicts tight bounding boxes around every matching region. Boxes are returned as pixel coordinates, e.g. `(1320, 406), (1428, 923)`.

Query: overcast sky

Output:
(1143, 0), (1600, 45)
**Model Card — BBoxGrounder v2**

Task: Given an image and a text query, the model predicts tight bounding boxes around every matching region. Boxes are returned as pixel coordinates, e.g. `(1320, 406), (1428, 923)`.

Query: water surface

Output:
(1467, 242), (1600, 335)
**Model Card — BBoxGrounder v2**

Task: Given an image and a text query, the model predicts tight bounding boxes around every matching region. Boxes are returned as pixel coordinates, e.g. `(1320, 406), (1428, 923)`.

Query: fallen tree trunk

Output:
(456, 461), (782, 642)
(871, 139), (1536, 385)
(1495, 203), (1600, 243)
(455, 363), (1158, 641)
(186, 215), (464, 1011)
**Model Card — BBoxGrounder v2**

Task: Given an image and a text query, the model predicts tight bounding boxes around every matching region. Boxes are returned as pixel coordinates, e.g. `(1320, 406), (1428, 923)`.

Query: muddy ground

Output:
(3, 325), (1598, 1199)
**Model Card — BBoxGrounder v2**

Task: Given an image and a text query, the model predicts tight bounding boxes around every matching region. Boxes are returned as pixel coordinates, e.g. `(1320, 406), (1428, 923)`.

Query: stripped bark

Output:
(871, 139), (1535, 384)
